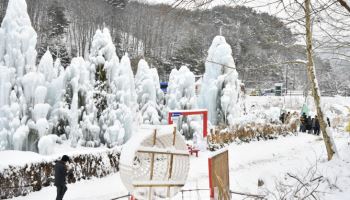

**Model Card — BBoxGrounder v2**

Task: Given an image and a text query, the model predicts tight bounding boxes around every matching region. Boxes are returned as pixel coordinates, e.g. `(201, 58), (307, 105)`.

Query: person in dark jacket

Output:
(314, 116), (320, 135)
(280, 112), (286, 123)
(55, 155), (70, 200)
(327, 117), (331, 127)
(306, 116), (312, 133)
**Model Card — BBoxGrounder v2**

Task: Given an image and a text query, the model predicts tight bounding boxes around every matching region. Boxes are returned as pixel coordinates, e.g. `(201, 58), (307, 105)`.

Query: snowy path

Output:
(9, 132), (350, 200)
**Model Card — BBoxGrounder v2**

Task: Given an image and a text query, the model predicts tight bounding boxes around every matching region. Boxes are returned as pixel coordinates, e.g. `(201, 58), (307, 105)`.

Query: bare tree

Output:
(304, 0), (336, 160)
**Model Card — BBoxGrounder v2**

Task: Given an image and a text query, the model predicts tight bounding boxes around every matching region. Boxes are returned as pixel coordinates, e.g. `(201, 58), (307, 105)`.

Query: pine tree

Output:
(94, 63), (108, 119)
(171, 35), (205, 75)
(38, 1), (70, 67)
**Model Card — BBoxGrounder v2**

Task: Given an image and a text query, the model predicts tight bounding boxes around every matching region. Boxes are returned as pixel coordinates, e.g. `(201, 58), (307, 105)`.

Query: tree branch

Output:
(336, 0), (350, 13)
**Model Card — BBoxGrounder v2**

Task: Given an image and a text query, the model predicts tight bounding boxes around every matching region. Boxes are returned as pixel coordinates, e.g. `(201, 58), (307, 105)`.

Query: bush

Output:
(208, 119), (299, 151)
(346, 120), (350, 133)
(0, 149), (120, 199)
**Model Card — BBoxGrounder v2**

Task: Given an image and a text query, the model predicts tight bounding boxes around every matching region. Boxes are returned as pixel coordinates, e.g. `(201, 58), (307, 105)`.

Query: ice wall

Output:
(166, 66), (199, 139)
(0, 0), (69, 152)
(199, 36), (243, 126)
(0, 0), (37, 78)
(166, 66), (197, 110)
(89, 29), (138, 146)
(135, 59), (162, 124)
(0, 0), (39, 151)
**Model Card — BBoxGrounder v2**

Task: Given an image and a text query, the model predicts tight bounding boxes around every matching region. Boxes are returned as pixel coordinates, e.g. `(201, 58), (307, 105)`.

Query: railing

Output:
(110, 189), (265, 200)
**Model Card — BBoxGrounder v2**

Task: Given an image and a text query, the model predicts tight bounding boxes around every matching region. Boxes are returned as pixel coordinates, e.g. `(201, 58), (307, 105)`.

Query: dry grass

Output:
(346, 120), (350, 133)
(208, 115), (299, 151)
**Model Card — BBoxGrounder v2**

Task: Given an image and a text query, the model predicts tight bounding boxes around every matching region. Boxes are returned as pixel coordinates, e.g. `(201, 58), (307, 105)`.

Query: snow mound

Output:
(38, 134), (60, 155)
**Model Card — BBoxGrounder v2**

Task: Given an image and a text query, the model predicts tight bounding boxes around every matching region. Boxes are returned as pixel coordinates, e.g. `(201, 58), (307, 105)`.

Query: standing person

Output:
(312, 117), (316, 134)
(286, 112), (291, 123)
(280, 112), (286, 123)
(306, 116), (312, 133)
(55, 155), (70, 200)
(327, 117), (331, 127)
(315, 116), (320, 135)
(300, 113), (306, 132)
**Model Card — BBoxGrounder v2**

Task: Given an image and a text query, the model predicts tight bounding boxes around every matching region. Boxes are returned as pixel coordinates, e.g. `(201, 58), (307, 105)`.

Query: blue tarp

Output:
(160, 82), (168, 93)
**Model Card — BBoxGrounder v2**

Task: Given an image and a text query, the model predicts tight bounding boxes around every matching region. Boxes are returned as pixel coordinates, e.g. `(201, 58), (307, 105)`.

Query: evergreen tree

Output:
(38, 1), (70, 67)
(171, 35), (205, 75)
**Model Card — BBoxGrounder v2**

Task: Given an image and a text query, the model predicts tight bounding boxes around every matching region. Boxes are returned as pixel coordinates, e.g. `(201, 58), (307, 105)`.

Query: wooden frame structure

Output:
(208, 150), (230, 200)
(131, 127), (189, 200)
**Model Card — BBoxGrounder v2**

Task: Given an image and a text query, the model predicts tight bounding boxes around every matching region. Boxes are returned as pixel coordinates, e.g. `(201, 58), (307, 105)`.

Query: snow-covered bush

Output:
(0, 149), (120, 199)
(346, 121), (350, 133)
(199, 36), (244, 126)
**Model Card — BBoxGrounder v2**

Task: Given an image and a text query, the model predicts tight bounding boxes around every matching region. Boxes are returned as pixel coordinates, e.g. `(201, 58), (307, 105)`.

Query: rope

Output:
(179, 188), (266, 199)
(110, 194), (131, 200)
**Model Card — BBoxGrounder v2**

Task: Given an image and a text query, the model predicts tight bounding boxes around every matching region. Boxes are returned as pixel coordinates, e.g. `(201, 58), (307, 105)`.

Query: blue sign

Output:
(172, 112), (181, 117)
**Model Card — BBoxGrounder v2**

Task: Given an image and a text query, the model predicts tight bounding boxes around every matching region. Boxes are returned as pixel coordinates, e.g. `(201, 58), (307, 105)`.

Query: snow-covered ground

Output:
(8, 129), (350, 200)
(3, 96), (350, 199)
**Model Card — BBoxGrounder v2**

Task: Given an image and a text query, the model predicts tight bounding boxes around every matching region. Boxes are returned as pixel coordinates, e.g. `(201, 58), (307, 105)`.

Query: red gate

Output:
(167, 109), (208, 137)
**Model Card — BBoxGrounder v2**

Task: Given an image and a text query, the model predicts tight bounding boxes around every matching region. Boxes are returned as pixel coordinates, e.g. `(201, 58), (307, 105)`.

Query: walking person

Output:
(55, 155), (71, 200)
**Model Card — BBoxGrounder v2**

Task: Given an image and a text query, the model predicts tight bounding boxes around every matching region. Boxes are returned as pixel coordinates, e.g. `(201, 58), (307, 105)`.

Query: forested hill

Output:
(0, 0), (336, 91)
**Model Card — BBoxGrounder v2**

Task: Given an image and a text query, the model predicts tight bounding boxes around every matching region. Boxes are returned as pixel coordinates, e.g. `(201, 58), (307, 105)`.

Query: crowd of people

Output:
(279, 111), (291, 124)
(299, 113), (321, 135)
(279, 111), (331, 136)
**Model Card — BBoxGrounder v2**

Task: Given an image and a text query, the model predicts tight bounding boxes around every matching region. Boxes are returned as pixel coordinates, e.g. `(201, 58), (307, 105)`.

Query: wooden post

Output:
(172, 126), (177, 146)
(152, 129), (157, 146)
(208, 158), (214, 199)
(149, 129), (157, 180)
(167, 127), (177, 197)
(148, 129), (157, 200)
